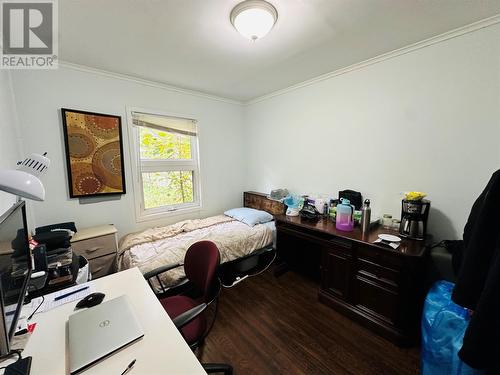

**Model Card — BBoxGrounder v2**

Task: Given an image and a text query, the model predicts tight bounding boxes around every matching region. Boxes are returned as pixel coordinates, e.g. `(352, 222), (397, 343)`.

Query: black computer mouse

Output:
(75, 292), (105, 310)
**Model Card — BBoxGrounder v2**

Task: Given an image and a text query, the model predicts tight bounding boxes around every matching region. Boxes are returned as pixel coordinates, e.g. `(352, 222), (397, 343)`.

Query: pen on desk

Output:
(121, 359), (136, 375)
(54, 286), (89, 301)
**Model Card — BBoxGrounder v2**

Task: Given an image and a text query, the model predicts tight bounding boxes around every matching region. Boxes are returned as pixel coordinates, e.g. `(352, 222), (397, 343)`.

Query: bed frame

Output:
(219, 192), (285, 287)
(243, 191), (285, 216)
(124, 191), (284, 289)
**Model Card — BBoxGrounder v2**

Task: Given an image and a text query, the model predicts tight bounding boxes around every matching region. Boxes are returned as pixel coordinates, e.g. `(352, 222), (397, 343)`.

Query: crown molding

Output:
(245, 14), (500, 105)
(58, 14), (500, 106)
(58, 61), (243, 105)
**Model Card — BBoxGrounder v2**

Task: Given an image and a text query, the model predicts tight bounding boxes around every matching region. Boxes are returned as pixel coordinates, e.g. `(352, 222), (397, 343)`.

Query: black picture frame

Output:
(61, 108), (126, 198)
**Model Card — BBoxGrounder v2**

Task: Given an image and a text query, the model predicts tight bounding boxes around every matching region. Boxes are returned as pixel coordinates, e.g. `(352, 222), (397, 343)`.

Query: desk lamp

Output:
(0, 153), (49, 375)
(0, 152), (50, 201)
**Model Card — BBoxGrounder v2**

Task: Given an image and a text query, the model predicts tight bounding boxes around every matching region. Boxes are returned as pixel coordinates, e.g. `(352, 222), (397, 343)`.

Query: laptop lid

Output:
(68, 295), (144, 375)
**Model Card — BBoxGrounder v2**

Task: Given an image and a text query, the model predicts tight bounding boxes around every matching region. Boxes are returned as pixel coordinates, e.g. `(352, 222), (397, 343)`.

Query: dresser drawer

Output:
(89, 253), (116, 279)
(357, 245), (401, 271)
(72, 233), (117, 260)
(356, 258), (400, 288)
(352, 275), (399, 325)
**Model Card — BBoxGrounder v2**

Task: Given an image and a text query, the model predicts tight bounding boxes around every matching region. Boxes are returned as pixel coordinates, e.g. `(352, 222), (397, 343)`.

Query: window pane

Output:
(142, 171), (194, 209)
(139, 127), (192, 160)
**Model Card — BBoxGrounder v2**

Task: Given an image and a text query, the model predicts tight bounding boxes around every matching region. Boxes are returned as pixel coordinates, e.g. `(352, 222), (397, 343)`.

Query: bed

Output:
(118, 191), (285, 288)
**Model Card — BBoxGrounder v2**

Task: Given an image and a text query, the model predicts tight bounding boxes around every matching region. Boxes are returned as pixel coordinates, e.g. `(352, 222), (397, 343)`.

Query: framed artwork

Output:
(61, 108), (126, 198)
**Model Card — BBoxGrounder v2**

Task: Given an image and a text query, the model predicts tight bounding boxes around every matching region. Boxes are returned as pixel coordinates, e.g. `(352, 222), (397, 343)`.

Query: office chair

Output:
(144, 240), (232, 375)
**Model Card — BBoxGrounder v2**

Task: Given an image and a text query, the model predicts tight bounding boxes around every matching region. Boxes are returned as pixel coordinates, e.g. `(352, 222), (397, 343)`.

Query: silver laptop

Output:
(68, 295), (144, 374)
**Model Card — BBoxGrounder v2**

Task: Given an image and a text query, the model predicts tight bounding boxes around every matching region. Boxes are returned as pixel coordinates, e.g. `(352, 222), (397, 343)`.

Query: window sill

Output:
(136, 204), (202, 223)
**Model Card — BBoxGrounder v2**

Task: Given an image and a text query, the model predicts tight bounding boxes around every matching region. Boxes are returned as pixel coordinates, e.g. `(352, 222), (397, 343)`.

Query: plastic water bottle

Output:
(361, 199), (371, 233)
(336, 198), (355, 232)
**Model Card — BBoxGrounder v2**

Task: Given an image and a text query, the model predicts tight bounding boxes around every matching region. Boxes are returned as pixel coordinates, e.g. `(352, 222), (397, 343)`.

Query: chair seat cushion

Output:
(160, 295), (206, 345)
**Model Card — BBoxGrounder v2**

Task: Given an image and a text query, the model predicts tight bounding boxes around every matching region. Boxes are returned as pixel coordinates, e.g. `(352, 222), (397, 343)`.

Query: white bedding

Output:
(262, 220), (276, 248)
(118, 215), (273, 287)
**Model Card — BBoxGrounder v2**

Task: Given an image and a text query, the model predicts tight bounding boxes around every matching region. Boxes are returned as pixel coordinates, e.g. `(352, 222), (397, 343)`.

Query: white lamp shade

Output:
(0, 169), (45, 201)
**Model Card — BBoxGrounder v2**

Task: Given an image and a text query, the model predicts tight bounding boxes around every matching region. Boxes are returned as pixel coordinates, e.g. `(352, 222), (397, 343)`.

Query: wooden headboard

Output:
(243, 191), (285, 216)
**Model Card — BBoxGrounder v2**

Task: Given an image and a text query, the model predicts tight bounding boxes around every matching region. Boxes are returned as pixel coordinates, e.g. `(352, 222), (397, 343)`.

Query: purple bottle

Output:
(336, 198), (355, 232)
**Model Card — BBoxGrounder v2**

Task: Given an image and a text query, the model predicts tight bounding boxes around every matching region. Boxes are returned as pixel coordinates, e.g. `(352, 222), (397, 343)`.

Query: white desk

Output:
(22, 268), (206, 374)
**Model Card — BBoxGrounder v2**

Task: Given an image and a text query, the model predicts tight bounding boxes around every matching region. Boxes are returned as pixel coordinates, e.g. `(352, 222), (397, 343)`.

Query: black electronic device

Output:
(32, 228), (74, 289)
(32, 245), (48, 272)
(5, 356), (32, 375)
(75, 292), (106, 310)
(0, 201), (32, 357)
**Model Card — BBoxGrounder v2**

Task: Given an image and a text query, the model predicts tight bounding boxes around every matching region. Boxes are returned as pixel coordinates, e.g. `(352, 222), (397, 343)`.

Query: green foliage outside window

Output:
(139, 127), (195, 209)
(142, 171), (194, 209)
(139, 127), (191, 159)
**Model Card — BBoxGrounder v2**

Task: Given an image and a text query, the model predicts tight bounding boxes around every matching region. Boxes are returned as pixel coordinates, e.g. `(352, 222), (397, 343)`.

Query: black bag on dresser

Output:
(33, 222), (77, 288)
(339, 190), (362, 210)
(33, 222), (77, 253)
(32, 231), (71, 253)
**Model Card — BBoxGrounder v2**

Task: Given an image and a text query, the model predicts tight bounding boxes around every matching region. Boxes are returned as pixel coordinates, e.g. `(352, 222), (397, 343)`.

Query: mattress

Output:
(118, 215), (273, 288)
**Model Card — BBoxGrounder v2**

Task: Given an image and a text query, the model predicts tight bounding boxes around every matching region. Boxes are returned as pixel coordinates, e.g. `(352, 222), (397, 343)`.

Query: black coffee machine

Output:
(399, 199), (430, 240)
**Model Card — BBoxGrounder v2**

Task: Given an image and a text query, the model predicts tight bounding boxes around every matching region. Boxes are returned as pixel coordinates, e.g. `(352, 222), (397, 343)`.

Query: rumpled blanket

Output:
(118, 215), (273, 288)
(119, 215), (234, 255)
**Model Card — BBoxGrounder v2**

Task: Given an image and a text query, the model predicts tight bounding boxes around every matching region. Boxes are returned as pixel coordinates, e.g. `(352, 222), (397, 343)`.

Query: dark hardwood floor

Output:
(201, 268), (420, 375)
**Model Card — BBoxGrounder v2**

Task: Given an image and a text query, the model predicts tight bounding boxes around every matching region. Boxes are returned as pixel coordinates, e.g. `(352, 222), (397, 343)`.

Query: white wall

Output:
(10, 66), (245, 238)
(0, 71), (23, 215)
(8, 23), (500, 241)
(244, 24), (500, 240)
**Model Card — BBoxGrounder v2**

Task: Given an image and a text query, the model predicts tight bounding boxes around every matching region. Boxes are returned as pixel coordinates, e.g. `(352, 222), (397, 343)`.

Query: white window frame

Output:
(126, 107), (202, 222)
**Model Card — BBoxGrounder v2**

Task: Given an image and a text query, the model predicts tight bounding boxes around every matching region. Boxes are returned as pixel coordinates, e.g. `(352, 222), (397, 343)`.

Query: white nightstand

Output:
(70, 224), (118, 279)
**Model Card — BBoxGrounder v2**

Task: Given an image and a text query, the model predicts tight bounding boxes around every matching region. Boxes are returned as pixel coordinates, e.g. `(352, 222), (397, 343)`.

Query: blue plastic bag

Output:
(421, 281), (484, 375)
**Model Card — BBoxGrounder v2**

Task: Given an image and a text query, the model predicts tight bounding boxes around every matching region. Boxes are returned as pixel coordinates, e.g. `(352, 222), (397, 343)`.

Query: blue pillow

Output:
(224, 207), (273, 227)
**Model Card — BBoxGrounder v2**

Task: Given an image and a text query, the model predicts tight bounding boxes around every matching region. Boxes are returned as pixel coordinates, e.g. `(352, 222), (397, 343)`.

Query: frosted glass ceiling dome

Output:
(230, 0), (278, 41)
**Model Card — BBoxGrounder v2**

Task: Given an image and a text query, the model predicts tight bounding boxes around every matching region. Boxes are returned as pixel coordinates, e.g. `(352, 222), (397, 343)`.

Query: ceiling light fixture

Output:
(230, 0), (278, 41)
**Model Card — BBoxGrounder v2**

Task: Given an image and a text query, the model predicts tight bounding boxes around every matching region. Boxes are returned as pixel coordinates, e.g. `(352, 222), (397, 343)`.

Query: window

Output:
(129, 110), (201, 221)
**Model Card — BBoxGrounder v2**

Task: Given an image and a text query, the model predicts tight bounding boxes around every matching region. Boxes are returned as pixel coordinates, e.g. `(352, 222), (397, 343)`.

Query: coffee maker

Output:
(399, 199), (430, 240)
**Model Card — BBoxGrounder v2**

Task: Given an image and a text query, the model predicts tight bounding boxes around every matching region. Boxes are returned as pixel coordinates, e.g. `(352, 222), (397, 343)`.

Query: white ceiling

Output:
(60, 0), (500, 102)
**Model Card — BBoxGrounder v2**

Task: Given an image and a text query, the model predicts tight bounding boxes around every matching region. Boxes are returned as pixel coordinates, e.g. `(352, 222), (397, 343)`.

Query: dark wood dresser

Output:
(275, 215), (430, 346)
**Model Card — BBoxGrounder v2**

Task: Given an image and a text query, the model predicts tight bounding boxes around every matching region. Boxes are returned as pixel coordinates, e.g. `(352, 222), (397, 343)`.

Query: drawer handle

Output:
(87, 246), (102, 253)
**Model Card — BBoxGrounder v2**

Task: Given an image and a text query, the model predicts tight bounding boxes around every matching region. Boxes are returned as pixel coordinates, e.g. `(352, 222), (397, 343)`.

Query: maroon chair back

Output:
(184, 241), (220, 301)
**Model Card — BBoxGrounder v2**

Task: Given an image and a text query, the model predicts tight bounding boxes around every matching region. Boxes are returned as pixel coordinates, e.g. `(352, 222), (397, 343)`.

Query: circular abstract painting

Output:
(62, 109), (125, 197)
(92, 141), (123, 189)
(71, 162), (103, 195)
(85, 114), (119, 139)
(67, 126), (95, 159)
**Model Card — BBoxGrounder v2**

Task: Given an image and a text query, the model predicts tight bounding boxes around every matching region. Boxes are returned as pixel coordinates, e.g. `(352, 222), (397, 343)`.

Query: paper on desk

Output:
(38, 283), (96, 313)
(373, 238), (401, 249)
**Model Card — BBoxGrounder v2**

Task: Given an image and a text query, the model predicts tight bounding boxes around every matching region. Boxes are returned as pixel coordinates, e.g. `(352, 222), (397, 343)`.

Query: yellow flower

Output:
(405, 191), (427, 201)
